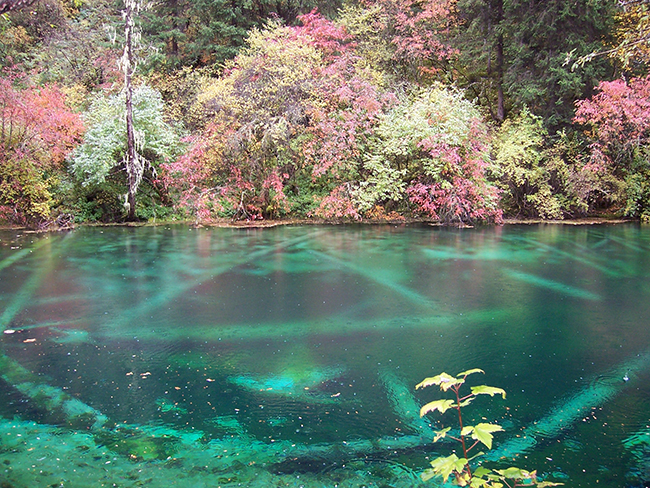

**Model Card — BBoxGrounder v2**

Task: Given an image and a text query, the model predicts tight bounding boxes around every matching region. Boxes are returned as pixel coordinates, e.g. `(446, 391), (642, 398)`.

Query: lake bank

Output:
(2, 215), (639, 235)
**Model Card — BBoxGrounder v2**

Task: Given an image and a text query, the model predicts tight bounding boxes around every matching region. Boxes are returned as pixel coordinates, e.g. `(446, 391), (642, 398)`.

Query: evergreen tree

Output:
(141, 0), (249, 71)
(140, 0), (344, 72)
(454, 0), (617, 129)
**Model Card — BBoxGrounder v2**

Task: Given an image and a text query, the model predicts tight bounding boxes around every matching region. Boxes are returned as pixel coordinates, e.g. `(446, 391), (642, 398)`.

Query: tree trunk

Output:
(496, 32), (505, 122)
(124, 0), (138, 221)
(495, 0), (505, 123)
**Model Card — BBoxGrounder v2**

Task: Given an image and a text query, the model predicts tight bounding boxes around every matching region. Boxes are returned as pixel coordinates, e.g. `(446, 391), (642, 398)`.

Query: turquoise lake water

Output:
(1, 223), (650, 487)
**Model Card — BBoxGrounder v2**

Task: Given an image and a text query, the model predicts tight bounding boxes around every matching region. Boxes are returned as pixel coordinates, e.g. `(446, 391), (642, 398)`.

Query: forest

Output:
(1, 0), (650, 227)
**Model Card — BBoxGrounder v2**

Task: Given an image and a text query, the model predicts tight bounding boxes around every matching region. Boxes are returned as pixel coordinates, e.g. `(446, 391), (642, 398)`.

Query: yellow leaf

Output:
(471, 385), (506, 399)
(457, 368), (484, 377)
(433, 427), (451, 442)
(420, 399), (456, 417)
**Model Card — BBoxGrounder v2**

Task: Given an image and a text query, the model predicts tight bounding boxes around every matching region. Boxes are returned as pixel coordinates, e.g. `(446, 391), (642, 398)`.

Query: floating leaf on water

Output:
(155, 398), (188, 414)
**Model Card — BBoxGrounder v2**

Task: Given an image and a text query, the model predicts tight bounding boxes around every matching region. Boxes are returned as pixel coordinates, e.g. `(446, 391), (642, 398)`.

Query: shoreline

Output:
(0, 216), (639, 233)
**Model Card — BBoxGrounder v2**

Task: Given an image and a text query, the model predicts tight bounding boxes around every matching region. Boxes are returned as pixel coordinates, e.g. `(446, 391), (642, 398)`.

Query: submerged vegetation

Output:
(1, 223), (650, 485)
(1, 0), (649, 227)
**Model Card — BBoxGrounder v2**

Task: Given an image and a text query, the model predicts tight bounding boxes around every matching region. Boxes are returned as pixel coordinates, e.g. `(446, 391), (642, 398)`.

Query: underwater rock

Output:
(50, 327), (93, 344)
(228, 367), (346, 403)
(93, 428), (179, 461)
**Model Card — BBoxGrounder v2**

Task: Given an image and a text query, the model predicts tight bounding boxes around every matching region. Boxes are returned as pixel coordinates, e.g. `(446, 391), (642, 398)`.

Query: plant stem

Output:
(454, 385), (472, 480)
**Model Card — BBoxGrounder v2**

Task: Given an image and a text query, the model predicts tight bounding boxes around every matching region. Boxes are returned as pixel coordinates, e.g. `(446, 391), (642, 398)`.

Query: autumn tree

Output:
(1, 0), (72, 70)
(0, 74), (84, 225)
(347, 0), (457, 82)
(3, 0), (73, 44)
(301, 11), (396, 220)
(365, 86), (502, 224)
(161, 19), (323, 220)
(574, 75), (650, 219)
(31, 0), (120, 90)
(491, 108), (590, 219)
(0, 12), (31, 68)
(161, 12), (377, 221)
(610, 0), (650, 67)
(575, 0), (650, 70)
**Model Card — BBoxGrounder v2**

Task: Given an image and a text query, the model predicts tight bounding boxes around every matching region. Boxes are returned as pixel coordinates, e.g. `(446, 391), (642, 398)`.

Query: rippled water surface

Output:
(1, 224), (650, 487)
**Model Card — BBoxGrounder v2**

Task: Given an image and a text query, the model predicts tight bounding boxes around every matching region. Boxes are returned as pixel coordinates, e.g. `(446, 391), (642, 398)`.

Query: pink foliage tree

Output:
(574, 75), (650, 218)
(0, 73), (84, 224)
(407, 123), (502, 224)
(302, 28), (396, 219)
(307, 66), (391, 170)
(160, 112), (292, 222)
(164, 11), (395, 221)
(574, 75), (650, 171)
(312, 184), (361, 220)
(294, 9), (355, 59)
(362, 0), (457, 77)
(0, 75), (82, 164)
(159, 131), (227, 222)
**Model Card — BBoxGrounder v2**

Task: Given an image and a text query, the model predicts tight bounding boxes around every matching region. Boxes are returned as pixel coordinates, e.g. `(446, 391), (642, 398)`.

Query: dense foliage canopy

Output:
(1, 0), (649, 226)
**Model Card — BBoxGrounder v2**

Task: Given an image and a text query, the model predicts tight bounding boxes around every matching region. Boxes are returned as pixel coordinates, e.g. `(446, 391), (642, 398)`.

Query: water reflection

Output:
(1, 224), (649, 487)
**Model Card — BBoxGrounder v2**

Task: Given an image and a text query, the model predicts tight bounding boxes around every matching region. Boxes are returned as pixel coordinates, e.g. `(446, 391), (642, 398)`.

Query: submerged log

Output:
(0, 353), (108, 430)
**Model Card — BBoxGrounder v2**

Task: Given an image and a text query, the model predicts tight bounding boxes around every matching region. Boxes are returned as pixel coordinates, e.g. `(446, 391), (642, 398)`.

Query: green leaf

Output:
(471, 423), (504, 449)
(494, 467), (529, 479)
(433, 426), (451, 442)
(429, 454), (465, 483)
(461, 425), (474, 437)
(416, 372), (464, 391)
(420, 399), (456, 417)
(458, 397), (475, 408)
(467, 451), (485, 463)
(469, 470), (493, 488)
(457, 368), (484, 377)
(537, 482), (564, 487)
(421, 468), (437, 482)
(471, 385), (507, 399)
(470, 477), (490, 488)
(472, 466), (491, 478)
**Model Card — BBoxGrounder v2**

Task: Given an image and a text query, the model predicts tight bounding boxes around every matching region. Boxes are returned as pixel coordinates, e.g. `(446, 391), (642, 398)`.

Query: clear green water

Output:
(1, 224), (650, 487)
